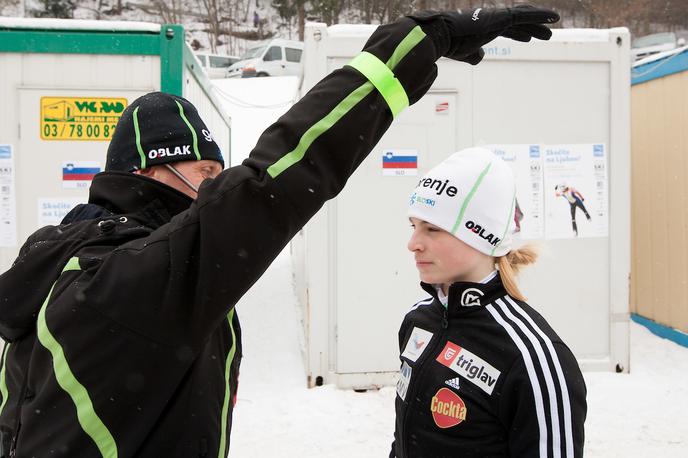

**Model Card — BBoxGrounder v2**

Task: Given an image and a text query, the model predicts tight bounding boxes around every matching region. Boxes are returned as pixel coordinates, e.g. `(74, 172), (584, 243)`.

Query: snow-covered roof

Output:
(327, 24), (378, 38)
(0, 17), (161, 33)
(632, 45), (688, 85)
(633, 45), (688, 68)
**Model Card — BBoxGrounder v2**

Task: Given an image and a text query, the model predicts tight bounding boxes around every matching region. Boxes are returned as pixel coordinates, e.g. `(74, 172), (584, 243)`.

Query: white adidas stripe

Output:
(485, 302), (548, 458)
(505, 296), (574, 458)
(496, 298), (562, 458)
(410, 297), (434, 311)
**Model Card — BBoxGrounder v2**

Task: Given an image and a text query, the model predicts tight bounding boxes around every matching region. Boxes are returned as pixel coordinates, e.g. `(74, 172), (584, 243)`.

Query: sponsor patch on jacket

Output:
(445, 377), (461, 390)
(430, 387), (467, 428)
(397, 361), (412, 401)
(401, 327), (433, 362)
(436, 341), (501, 395)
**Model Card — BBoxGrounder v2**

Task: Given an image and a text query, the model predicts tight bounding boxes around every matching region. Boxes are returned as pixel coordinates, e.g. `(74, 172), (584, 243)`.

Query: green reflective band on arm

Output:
(346, 52), (409, 118)
(37, 258), (118, 458)
(133, 107), (147, 170)
(217, 309), (237, 458)
(266, 25), (426, 179)
(0, 343), (11, 416)
(175, 101), (201, 161)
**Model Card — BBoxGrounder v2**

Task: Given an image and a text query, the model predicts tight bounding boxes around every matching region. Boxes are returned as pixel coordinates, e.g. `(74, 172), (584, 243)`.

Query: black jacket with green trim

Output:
(391, 276), (587, 458)
(0, 15), (448, 458)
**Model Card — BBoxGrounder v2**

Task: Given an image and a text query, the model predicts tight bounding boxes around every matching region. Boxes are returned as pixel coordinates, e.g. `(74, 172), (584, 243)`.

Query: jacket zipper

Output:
(400, 307), (448, 457)
(8, 378), (28, 458)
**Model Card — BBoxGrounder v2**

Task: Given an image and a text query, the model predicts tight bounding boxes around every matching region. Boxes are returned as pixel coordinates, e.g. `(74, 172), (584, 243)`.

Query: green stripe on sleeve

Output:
(217, 309), (237, 458)
(175, 100), (201, 161)
(386, 26), (427, 69)
(491, 190), (516, 256)
(451, 163), (493, 234)
(132, 106), (147, 170)
(347, 52), (409, 117)
(37, 258), (118, 458)
(267, 83), (375, 178)
(0, 343), (11, 416)
(266, 25), (428, 179)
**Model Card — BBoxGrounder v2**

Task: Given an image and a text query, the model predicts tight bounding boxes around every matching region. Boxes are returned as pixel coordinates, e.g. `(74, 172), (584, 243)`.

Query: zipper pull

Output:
(442, 310), (449, 329)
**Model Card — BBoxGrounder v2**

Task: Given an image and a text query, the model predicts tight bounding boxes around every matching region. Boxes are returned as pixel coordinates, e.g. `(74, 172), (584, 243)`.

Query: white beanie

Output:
(408, 147), (516, 257)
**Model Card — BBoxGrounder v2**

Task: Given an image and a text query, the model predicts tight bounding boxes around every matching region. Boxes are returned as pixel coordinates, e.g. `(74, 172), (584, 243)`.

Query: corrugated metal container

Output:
(631, 47), (688, 337)
(0, 18), (231, 272)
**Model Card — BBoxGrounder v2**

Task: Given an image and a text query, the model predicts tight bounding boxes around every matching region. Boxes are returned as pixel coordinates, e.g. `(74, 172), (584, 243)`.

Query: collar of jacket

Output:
(421, 274), (508, 316)
(88, 171), (194, 228)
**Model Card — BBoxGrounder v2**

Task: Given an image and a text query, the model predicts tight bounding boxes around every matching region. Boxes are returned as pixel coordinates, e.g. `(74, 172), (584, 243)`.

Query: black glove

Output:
(408, 5), (560, 65)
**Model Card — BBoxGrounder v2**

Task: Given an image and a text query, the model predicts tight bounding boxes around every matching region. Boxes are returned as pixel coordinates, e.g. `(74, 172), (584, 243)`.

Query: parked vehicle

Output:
(226, 39), (304, 78)
(195, 53), (240, 79)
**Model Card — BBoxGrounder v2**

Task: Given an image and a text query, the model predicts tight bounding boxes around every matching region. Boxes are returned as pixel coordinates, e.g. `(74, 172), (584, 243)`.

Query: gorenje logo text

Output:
(417, 177), (458, 197)
(436, 342), (501, 395)
(149, 145), (193, 159)
(465, 220), (501, 247)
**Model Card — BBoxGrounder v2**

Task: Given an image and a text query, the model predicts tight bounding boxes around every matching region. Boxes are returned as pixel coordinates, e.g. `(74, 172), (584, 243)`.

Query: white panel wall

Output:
(0, 52), (160, 272)
(294, 23), (631, 389)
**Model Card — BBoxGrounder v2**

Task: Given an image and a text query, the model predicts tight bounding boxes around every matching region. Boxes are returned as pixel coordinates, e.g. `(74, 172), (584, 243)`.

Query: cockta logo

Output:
(417, 177), (458, 198)
(430, 388), (467, 428)
(465, 220), (501, 247)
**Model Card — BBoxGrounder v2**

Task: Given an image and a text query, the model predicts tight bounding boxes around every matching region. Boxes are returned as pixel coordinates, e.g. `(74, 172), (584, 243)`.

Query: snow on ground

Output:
(222, 77), (688, 457)
(231, 249), (688, 457)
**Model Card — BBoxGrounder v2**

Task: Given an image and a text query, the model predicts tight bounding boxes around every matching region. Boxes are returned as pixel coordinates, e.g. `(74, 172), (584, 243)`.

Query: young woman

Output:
(391, 148), (587, 458)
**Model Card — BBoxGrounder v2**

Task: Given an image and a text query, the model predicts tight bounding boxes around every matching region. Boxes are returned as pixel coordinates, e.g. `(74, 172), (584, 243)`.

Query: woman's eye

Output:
(428, 227), (439, 232)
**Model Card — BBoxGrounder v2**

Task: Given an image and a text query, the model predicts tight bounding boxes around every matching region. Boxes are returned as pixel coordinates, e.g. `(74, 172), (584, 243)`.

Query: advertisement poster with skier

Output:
(543, 143), (608, 239)
(487, 144), (544, 239)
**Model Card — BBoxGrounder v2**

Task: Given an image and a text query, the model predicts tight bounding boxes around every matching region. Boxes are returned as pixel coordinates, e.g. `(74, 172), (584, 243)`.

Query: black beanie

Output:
(106, 92), (225, 171)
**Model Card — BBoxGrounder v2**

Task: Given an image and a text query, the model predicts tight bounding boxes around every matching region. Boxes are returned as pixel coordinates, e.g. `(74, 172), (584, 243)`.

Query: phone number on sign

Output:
(41, 123), (117, 141)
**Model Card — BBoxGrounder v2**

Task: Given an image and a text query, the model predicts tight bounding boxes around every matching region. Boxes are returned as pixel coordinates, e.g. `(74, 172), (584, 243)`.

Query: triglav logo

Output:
(436, 341), (501, 395)
(460, 288), (484, 307)
(465, 220), (501, 247)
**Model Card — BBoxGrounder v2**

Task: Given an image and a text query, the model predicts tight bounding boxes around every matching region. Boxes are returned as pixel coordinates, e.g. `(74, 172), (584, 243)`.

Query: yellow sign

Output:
(41, 97), (128, 141)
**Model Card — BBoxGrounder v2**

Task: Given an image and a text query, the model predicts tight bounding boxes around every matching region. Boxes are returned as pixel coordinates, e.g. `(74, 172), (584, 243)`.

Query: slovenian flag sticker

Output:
(62, 161), (101, 188)
(382, 150), (418, 176)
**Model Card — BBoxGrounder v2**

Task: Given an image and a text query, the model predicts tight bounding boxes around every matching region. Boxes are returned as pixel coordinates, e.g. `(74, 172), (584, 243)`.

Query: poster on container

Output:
(0, 145), (17, 247)
(37, 197), (84, 228)
(486, 144), (544, 239)
(543, 144), (608, 239)
(382, 149), (418, 176)
(62, 161), (101, 189)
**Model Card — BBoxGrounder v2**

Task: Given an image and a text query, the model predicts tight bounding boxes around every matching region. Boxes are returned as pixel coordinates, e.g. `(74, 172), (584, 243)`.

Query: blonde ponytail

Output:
(497, 245), (538, 301)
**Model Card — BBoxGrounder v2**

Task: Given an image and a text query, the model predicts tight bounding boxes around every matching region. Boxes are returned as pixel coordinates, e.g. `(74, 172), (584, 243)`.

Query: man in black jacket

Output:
(0, 7), (558, 457)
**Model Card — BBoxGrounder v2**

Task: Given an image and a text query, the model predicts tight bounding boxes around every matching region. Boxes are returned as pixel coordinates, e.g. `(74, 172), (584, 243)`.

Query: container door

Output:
(334, 92), (459, 374)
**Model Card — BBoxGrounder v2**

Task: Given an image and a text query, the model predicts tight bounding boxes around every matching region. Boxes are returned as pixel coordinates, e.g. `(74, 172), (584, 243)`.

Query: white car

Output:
(195, 53), (239, 79)
(226, 39), (304, 78)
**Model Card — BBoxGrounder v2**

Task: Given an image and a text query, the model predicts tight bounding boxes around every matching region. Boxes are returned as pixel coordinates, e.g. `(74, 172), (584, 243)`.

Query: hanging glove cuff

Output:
(346, 51), (409, 118)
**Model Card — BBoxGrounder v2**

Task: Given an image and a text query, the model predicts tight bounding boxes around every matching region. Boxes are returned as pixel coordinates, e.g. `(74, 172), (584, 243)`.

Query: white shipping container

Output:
(293, 23), (631, 389)
(0, 18), (231, 272)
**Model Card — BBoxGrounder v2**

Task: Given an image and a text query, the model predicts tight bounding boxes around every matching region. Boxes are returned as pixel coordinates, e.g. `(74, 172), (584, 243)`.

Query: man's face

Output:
(135, 160), (223, 199)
